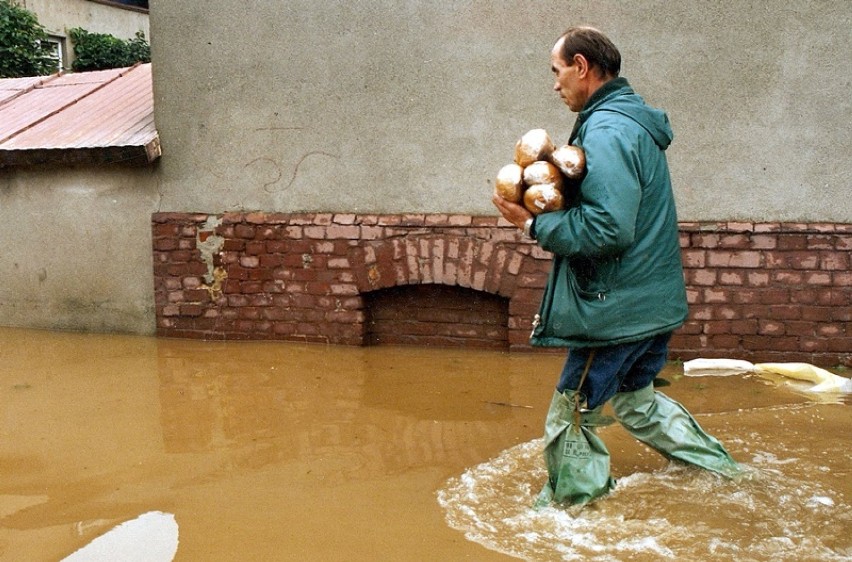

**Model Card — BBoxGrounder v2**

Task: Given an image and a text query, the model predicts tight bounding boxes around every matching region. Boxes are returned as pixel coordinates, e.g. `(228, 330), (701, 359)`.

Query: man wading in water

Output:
(492, 27), (741, 507)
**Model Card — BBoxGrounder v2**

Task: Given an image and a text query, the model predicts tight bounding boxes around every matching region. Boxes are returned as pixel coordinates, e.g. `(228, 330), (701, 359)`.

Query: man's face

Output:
(551, 38), (584, 112)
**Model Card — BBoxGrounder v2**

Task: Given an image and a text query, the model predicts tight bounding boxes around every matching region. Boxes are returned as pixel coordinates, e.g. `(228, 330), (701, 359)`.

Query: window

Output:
(113, 0), (149, 8)
(43, 36), (66, 73)
(87, 0), (149, 11)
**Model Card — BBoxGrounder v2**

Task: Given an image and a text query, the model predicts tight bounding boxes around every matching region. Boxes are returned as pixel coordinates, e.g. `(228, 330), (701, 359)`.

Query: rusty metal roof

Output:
(0, 63), (159, 167)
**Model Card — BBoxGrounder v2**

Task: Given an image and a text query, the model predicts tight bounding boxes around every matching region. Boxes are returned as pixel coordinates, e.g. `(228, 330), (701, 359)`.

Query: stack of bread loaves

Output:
(494, 129), (585, 215)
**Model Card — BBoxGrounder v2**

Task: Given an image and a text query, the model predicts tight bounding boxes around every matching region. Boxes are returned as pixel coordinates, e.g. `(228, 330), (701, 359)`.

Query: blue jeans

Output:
(556, 332), (672, 410)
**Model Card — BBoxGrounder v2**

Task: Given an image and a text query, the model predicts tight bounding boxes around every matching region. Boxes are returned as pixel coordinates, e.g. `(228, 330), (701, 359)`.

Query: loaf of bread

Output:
(522, 160), (563, 190)
(523, 183), (565, 215)
(494, 130), (577, 216)
(514, 129), (554, 168)
(550, 144), (586, 179)
(494, 163), (524, 202)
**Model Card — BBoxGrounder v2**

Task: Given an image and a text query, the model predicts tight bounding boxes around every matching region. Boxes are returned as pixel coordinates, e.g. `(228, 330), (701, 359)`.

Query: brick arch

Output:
(348, 235), (524, 295)
(347, 234), (546, 349)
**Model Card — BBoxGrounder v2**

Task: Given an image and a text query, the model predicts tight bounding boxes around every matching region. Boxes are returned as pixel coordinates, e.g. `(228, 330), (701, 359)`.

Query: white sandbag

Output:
(682, 358), (756, 377)
(683, 358), (851, 393)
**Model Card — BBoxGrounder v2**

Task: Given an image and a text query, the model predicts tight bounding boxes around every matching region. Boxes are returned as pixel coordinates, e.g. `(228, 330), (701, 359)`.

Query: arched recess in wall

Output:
(348, 234), (540, 349)
(363, 284), (509, 349)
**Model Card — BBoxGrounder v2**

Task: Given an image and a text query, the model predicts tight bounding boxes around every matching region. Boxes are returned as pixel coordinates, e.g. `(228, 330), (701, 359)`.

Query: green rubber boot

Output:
(535, 389), (616, 509)
(610, 384), (741, 477)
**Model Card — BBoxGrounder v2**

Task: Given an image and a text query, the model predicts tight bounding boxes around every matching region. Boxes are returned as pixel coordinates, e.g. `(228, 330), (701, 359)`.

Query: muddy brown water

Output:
(0, 327), (848, 561)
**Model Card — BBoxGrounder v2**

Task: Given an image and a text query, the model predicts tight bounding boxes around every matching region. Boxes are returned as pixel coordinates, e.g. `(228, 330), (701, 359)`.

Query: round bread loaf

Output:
(523, 183), (565, 215)
(523, 160), (563, 190)
(514, 129), (554, 168)
(494, 163), (524, 203)
(550, 144), (586, 179)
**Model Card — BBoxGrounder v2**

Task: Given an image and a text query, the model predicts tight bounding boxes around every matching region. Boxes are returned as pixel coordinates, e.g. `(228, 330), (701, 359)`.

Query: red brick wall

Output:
(152, 213), (851, 367)
(673, 221), (850, 366)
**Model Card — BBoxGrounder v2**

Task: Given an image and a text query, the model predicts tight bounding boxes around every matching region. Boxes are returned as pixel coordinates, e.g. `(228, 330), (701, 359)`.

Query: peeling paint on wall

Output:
(203, 267), (227, 300)
(196, 215), (225, 297)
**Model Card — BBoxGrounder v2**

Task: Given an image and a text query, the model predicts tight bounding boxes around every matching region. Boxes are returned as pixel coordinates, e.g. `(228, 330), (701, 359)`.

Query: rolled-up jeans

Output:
(556, 332), (672, 410)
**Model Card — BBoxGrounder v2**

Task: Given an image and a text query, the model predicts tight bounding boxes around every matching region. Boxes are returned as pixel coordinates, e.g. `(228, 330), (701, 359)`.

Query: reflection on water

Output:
(156, 341), (533, 475)
(0, 327), (849, 561)
(0, 327), (555, 561)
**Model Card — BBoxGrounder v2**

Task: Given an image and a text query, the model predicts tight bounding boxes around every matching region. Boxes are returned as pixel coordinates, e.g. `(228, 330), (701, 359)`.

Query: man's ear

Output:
(573, 54), (590, 78)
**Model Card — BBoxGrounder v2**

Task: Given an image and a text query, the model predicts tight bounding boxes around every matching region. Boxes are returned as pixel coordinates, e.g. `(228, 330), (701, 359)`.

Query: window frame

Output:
(85, 0), (149, 14)
(42, 35), (67, 73)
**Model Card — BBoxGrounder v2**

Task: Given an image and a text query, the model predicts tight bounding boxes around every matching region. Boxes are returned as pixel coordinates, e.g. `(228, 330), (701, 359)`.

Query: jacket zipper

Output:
(530, 314), (541, 338)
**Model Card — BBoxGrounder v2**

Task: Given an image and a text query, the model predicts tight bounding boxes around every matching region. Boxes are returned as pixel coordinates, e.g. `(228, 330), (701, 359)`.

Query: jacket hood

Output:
(572, 77), (673, 150)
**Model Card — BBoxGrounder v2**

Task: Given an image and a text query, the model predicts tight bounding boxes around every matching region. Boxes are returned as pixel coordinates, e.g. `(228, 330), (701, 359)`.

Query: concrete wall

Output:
(150, 0), (851, 223)
(0, 167), (160, 333)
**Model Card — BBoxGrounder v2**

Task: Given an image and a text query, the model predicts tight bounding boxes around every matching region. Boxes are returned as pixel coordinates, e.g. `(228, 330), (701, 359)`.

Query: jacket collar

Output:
(569, 77), (633, 142)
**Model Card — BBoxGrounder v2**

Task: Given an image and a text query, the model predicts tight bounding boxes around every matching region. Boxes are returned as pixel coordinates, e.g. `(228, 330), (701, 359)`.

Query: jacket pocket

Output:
(568, 255), (620, 300)
(532, 257), (622, 344)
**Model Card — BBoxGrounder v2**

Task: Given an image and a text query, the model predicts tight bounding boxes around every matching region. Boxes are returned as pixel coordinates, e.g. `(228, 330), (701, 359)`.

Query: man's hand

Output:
(492, 191), (533, 230)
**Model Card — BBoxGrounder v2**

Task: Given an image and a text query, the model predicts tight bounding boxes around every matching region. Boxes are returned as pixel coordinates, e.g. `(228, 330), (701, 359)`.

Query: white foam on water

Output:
(751, 451), (799, 465)
(61, 511), (178, 562)
(613, 535), (675, 559)
(807, 496), (835, 508)
(437, 439), (851, 561)
(708, 536), (741, 556)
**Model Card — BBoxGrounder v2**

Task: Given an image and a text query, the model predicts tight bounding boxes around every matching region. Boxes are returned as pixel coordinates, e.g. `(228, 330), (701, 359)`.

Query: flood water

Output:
(0, 327), (848, 561)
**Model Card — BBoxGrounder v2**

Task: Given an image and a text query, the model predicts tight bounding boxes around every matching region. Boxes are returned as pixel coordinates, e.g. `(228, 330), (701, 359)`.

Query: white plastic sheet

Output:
(683, 359), (851, 393)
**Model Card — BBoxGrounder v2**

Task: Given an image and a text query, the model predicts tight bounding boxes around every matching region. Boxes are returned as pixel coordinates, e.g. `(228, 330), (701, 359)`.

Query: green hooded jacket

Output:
(530, 77), (688, 348)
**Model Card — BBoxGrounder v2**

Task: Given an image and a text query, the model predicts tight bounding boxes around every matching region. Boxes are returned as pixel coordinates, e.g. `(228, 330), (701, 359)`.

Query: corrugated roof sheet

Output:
(0, 63), (159, 167)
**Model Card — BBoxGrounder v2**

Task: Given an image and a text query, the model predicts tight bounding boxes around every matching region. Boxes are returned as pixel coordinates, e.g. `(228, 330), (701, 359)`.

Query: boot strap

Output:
(573, 350), (596, 429)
